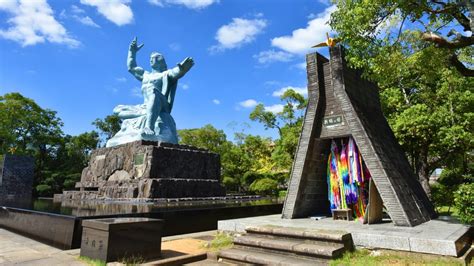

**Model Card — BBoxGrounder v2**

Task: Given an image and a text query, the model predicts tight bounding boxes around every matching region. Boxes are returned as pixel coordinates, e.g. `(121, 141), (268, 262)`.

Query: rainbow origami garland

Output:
(327, 137), (371, 220)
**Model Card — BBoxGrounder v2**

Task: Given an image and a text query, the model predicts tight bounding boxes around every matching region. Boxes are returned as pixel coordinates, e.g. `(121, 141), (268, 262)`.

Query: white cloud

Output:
(71, 5), (85, 14)
(0, 0), (80, 47)
(272, 86), (308, 97)
(181, 83), (189, 90)
(317, 0), (331, 6)
(75, 15), (100, 27)
(264, 104), (284, 114)
(80, 0), (133, 26)
(239, 99), (258, 108)
(212, 99), (220, 105)
(0, 0), (17, 11)
(211, 17), (267, 51)
(116, 77), (127, 82)
(253, 50), (294, 64)
(60, 5), (100, 28)
(293, 62), (306, 70)
(148, 0), (218, 10)
(271, 5), (336, 54)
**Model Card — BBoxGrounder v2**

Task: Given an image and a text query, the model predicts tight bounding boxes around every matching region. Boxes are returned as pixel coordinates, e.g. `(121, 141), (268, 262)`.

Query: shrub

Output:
(249, 178), (279, 196)
(278, 190), (287, 198)
(453, 183), (474, 224)
(430, 183), (454, 213)
(222, 176), (239, 191)
(36, 184), (52, 197)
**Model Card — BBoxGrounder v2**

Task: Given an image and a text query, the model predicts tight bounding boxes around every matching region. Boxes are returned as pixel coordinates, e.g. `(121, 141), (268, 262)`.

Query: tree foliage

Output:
(454, 183), (474, 224)
(250, 89), (307, 171)
(1, 93), (100, 196)
(330, 1), (474, 195)
(92, 114), (121, 146)
(0, 92), (63, 155)
(178, 124), (287, 194)
(249, 177), (279, 196)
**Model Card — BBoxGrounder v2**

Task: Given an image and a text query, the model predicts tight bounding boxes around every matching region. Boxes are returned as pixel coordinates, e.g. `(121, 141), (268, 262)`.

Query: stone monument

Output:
(0, 154), (34, 202)
(282, 46), (436, 226)
(62, 38), (225, 200)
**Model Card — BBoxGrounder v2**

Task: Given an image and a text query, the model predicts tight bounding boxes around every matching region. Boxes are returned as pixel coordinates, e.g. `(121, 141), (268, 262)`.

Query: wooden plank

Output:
(365, 179), (383, 224)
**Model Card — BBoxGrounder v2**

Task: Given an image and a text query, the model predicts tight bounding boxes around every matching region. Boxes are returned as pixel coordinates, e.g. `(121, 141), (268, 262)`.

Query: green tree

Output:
(330, 1), (474, 195)
(92, 114), (121, 145)
(0, 93), (64, 191)
(35, 131), (99, 196)
(249, 177), (279, 196)
(454, 183), (474, 224)
(238, 134), (274, 174)
(250, 89), (307, 172)
(178, 125), (278, 193)
(62, 131), (99, 173)
(178, 125), (248, 191)
(0, 93), (63, 154)
(178, 124), (230, 155)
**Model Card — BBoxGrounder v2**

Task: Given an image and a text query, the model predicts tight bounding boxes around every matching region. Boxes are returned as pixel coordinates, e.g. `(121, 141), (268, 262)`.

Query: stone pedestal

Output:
(64, 140), (225, 200)
(80, 218), (163, 262)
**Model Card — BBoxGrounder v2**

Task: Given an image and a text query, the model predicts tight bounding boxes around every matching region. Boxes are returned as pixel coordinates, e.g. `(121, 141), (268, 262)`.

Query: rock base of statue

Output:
(63, 140), (225, 200)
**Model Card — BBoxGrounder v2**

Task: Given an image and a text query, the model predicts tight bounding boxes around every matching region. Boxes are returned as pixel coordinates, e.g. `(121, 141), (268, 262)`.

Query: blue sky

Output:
(0, 0), (334, 141)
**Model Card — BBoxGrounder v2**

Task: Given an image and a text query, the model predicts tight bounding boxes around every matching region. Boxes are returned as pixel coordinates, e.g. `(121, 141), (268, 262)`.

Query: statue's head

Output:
(150, 52), (167, 72)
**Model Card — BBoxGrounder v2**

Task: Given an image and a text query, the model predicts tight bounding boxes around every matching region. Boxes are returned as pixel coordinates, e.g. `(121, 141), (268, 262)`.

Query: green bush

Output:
(63, 173), (81, 190)
(249, 178), (279, 196)
(453, 183), (474, 224)
(430, 183), (455, 213)
(242, 172), (263, 188)
(438, 169), (464, 187)
(36, 184), (52, 197)
(278, 190), (287, 198)
(222, 176), (239, 191)
(63, 179), (76, 190)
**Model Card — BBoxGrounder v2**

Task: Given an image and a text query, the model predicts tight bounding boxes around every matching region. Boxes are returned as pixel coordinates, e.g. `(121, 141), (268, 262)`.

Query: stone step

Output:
(218, 247), (328, 266)
(245, 225), (353, 249)
(234, 235), (345, 259)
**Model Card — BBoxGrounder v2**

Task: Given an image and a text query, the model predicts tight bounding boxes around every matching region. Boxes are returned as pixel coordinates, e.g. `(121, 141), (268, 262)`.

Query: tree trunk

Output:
(416, 160), (432, 198)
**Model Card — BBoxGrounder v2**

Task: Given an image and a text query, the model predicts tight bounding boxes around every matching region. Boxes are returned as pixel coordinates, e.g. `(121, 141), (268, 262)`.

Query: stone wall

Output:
(0, 154), (34, 201)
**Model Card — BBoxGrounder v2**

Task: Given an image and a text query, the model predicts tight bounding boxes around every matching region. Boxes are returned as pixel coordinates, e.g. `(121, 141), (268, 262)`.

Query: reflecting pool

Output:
(0, 196), (283, 217)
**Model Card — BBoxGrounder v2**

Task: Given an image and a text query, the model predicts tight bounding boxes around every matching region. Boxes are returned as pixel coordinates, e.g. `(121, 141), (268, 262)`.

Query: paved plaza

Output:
(0, 228), (85, 265)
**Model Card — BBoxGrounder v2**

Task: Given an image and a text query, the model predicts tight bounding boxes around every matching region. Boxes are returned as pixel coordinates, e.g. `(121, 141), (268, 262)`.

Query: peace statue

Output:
(106, 37), (194, 147)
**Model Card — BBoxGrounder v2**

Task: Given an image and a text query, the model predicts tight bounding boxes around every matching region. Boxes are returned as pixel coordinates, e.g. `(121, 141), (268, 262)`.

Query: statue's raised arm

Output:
(168, 57), (194, 80)
(127, 37), (145, 81)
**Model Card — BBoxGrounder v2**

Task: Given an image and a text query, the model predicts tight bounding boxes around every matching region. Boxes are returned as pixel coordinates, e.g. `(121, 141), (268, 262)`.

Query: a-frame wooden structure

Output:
(282, 46), (436, 226)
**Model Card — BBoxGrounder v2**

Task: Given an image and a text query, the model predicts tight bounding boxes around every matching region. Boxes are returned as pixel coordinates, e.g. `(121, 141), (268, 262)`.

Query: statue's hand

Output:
(179, 57), (194, 72)
(129, 37), (144, 53)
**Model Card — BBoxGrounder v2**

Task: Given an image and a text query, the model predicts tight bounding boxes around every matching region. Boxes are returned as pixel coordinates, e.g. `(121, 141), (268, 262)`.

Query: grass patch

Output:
(203, 232), (234, 251)
(119, 255), (146, 265)
(78, 256), (106, 266)
(331, 249), (463, 266)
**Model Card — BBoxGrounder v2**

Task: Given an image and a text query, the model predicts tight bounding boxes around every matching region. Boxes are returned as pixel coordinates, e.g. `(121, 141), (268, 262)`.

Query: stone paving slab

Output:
(0, 228), (86, 265)
(218, 215), (472, 257)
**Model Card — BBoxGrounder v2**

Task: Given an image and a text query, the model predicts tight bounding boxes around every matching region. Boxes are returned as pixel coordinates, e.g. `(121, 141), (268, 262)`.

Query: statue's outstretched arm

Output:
(128, 37), (145, 81)
(169, 57), (194, 80)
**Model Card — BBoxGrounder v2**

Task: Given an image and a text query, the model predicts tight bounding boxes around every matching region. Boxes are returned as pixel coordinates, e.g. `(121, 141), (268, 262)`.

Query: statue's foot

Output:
(142, 127), (155, 136)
